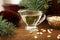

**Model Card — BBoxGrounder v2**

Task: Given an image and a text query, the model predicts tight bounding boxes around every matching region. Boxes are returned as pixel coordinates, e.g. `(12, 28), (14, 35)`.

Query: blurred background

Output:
(0, 0), (21, 11)
(0, 0), (60, 26)
(0, 0), (60, 15)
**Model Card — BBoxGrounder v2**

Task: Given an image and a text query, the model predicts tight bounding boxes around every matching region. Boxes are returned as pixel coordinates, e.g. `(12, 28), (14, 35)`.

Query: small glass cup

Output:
(18, 10), (46, 32)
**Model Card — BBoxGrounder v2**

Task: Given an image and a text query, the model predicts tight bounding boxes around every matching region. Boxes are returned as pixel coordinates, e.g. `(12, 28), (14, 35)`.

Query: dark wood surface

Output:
(0, 20), (60, 40)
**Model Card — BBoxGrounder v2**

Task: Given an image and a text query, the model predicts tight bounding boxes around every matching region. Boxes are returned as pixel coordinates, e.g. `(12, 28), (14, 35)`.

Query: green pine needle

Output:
(19, 0), (49, 12)
(0, 16), (15, 36)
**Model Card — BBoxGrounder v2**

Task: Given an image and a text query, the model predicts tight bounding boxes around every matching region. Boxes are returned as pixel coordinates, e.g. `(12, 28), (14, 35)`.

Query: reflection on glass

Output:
(18, 10), (45, 32)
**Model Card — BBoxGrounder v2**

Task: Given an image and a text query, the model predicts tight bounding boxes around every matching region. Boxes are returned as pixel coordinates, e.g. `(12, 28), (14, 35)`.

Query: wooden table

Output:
(0, 20), (60, 40)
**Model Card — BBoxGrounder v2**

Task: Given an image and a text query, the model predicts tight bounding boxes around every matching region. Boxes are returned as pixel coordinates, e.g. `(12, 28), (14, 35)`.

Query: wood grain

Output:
(0, 20), (60, 40)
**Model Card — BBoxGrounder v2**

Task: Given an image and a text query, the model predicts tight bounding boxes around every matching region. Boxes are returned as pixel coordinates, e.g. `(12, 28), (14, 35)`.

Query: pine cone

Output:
(0, 10), (21, 26)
